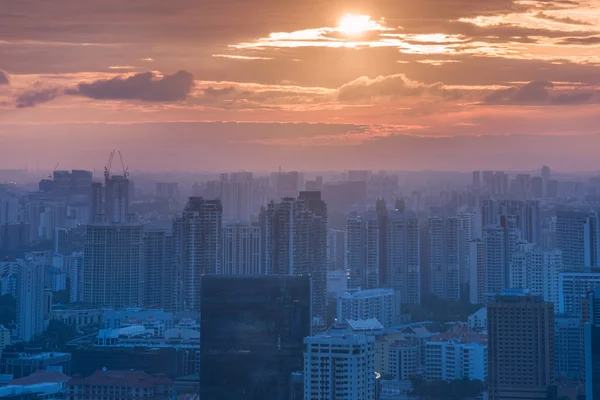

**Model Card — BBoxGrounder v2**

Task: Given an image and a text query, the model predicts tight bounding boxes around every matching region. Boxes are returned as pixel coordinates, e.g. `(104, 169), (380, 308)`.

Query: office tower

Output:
(554, 315), (582, 381)
(222, 222), (261, 274)
(469, 239), (486, 305)
(16, 258), (45, 342)
(376, 199), (389, 286)
(472, 170), (481, 190)
(200, 275), (311, 400)
(346, 211), (380, 290)
(488, 291), (555, 400)
(90, 181), (104, 222)
(327, 229), (346, 271)
(261, 192), (328, 329)
(338, 288), (395, 328)
(388, 210), (420, 305)
(83, 218), (144, 308)
(585, 287), (600, 399)
(484, 219), (520, 302)
(143, 227), (175, 311)
(173, 197), (222, 311)
(303, 327), (375, 400)
(427, 215), (460, 300)
(556, 210), (600, 268)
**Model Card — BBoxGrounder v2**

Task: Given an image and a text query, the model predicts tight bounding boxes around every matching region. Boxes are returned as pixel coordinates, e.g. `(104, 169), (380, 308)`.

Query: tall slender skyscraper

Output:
(427, 215), (460, 300)
(104, 174), (131, 224)
(260, 192), (328, 329)
(16, 257), (45, 342)
(376, 199), (389, 286)
(488, 291), (555, 400)
(388, 210), (420, 305)
(143, 227), (175, 311)
(200, 275), (311, 400)
(173, 197), (222, 311)
(83, 217), (144, 308)
(346, 211), (380, 290)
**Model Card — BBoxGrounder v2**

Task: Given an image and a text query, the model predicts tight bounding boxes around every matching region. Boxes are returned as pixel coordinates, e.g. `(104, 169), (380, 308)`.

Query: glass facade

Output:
(200, 275), (311, 400)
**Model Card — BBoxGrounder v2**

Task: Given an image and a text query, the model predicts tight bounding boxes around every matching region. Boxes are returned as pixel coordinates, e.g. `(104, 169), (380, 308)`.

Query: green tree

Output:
(35, 320), (77, 349)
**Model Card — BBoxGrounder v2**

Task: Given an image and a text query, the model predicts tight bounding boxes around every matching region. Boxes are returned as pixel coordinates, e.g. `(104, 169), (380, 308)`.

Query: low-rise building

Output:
(338, 289), (395, 328)
(467, 307), (487, 330)
(66, 370), (173, 400)
(0, 352), (71, 380)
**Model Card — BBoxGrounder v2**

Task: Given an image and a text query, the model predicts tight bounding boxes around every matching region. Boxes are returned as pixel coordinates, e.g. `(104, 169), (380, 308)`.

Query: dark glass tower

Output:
(200, 275), (311, 400)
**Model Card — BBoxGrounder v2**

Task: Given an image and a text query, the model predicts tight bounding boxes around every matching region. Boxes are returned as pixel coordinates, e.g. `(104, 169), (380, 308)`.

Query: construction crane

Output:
(47, 162), (59, 179)
(118, 151), (129, 179)
(104, 150), (115, 180)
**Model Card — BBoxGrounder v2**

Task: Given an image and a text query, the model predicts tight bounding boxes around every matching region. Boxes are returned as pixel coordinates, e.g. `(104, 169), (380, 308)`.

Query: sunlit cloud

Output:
(417, 59), (462, 66)
(212, 54), (274, 60)
(108, 66), (138, 70)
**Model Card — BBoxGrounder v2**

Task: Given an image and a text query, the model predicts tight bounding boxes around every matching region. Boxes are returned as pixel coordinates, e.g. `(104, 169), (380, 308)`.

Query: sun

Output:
(337, 14), (375, 35)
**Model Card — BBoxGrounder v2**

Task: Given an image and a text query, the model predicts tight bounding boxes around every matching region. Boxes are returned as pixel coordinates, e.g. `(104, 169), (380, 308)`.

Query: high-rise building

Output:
(484, 217), (520, 302)
(469, 239), (486, 305)
(488, 291), (555, 400)
(83, 218), (144, 308)
(558, 271), (600, 317)
(143, 227), (175, 311)
(260, 192), (328, 329)
(222, 222), (261, 274)
(388, 210), (420, 305)
(54, 228), (72, 256)
(427, 215), (460, 300)
(104, 174), (131, 224)
(303, 326), (376, 400)
(90, 181), (104, 222)
(376, 199), (389, 286)
(346, 211), (380, 290)
(16, 257), (45, 342)
(173, 197), (222, 311)
(338, 288), (395, 328)
(200, 275), (311, 400)
(327, 229), (346, 271)
(473, 171), (481, 191)
(585, 286), (600, 399)
(554, 315), (582, 381)
(556, 210), (600, 268)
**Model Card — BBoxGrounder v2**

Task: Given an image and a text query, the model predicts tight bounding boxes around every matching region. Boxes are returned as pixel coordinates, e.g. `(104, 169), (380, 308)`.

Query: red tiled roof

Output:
(67, 370), (173, 388)
(9, 370), (70, 386)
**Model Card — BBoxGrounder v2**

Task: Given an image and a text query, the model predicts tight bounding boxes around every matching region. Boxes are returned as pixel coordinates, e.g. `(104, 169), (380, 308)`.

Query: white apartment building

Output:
(304, 329), (375, 400)
(375, 337), (418, 381)
(425, 335), (487, 382)
(559, 271), (600, 316)
(338, 289), (395, 328)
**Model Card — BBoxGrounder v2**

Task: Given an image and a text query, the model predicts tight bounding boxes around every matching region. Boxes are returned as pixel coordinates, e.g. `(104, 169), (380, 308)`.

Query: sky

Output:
(1, 0), (600, 172)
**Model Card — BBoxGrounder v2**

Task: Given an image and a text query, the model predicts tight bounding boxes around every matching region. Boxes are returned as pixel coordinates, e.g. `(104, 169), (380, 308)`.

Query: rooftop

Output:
(340, 288), (394, 299)
(8, 370), (70, 386)
(68, 370), (173, 388)
(346, 318), (384, 331)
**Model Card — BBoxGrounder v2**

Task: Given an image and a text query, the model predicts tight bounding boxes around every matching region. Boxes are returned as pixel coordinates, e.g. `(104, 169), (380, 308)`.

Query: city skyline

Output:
(2, 1), (600, 171)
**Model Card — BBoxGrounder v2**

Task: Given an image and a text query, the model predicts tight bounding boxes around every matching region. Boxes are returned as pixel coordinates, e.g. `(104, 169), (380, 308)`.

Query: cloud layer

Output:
(67, 70), (194, 101)
(0, 70), (9, 85)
